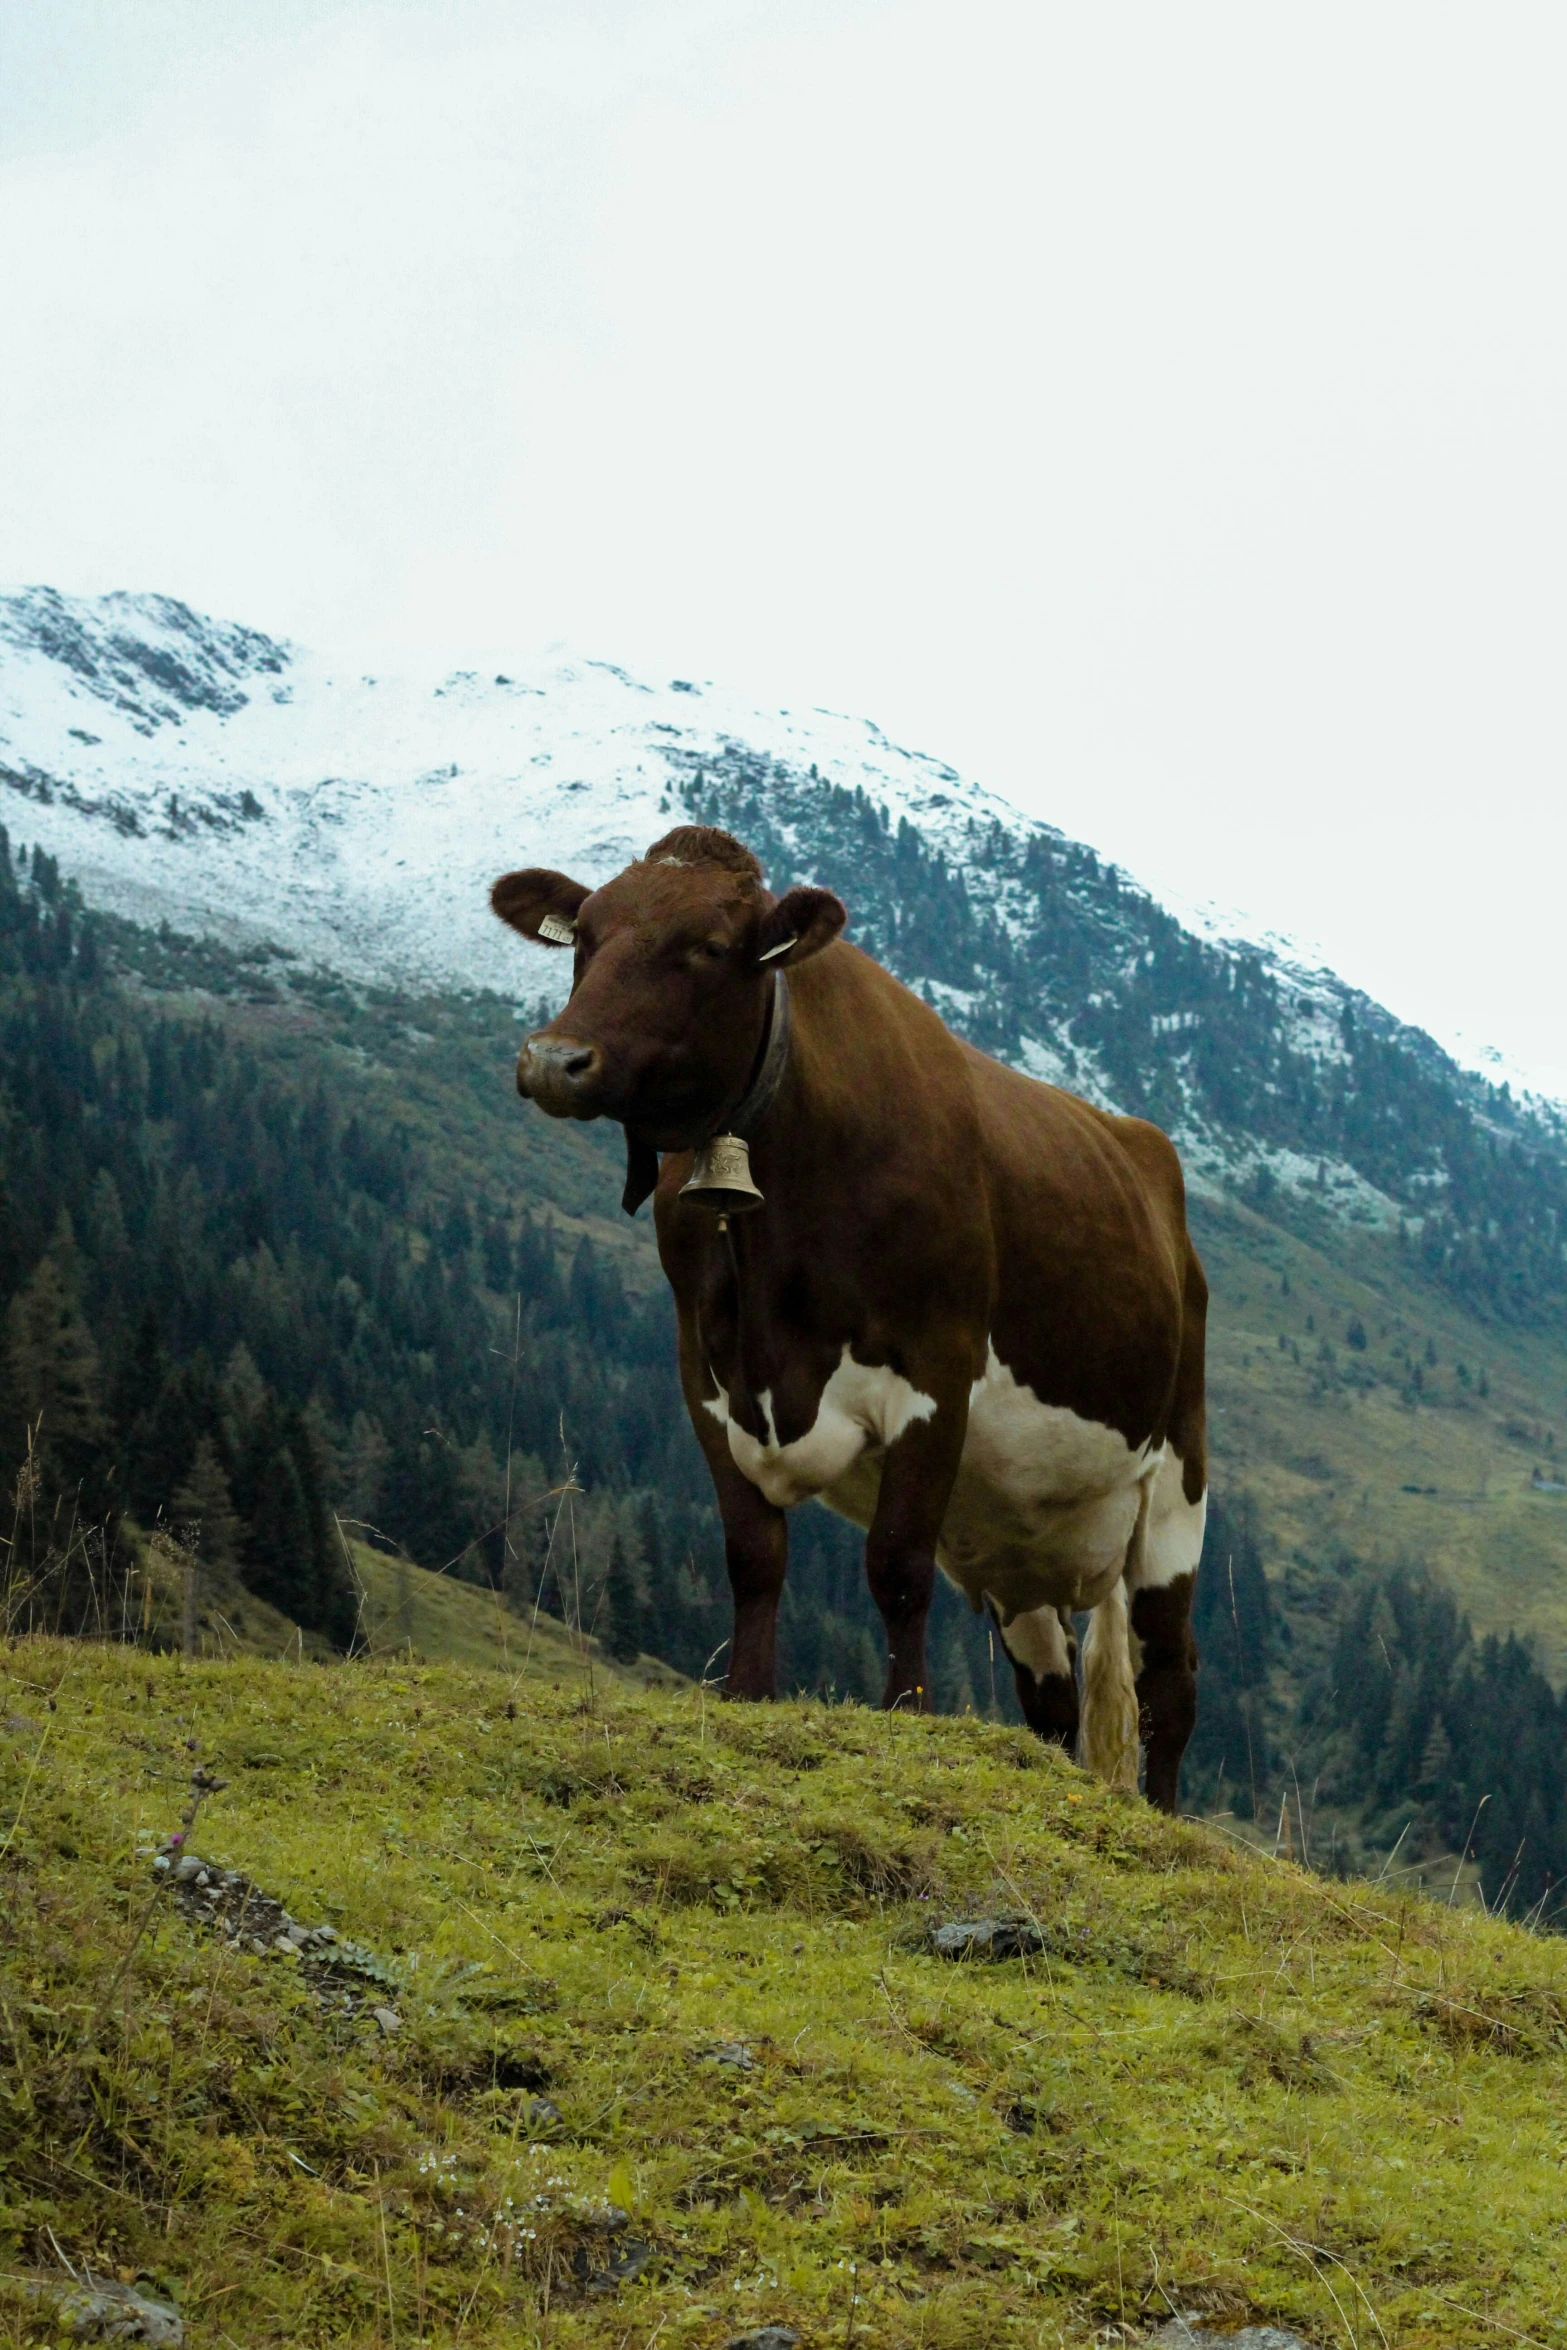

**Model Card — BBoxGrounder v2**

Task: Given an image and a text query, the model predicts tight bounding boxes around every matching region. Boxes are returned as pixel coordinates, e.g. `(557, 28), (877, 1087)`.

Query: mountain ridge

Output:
(5, 586), (1565, 1296)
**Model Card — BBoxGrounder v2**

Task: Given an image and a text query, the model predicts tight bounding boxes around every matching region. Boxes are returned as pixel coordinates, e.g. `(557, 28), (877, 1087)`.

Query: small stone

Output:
(697, 2042), (754, 2070)
(372, 2006), (401, 2034)
(524, 2096), (563, 2129)
(1149, 2325), (1323, 2349)
(284, 1922), (309, 1946)
(311, 1924), (338, 1943)
(726, 2330), (800, 2350)
(172, 1855), (203, 1884)
(580, 2237), (651, 2291)
(929, 1917), (1045, 1961)
(23, 2272), (184, 2344)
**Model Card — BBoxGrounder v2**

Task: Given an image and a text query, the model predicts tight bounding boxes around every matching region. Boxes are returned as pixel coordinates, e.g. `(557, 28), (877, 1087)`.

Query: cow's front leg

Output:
(711, 1447), (789, 1700)
(864, 1399), (968, 1712)
(678, 1315), (789, 1700)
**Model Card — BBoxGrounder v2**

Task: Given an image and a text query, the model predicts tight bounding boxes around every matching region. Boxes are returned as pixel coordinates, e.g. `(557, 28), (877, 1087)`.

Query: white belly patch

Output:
(938, 1346), (1160, 1616)
(708, 1338), (1187, 1620)
(704, 1344), (938, 1511)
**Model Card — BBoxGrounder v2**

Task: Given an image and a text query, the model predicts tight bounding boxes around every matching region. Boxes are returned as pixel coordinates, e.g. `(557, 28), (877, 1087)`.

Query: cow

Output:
(492, 825), (1208, 1810)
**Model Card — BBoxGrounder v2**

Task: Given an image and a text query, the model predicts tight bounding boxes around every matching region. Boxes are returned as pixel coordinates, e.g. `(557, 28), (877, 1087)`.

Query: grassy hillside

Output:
(1192, 1195), (1567, 1666)
(111, 920), (1567, 1672)
(5, 1638), (1567, 2348)
(14, 868), (1567, 1901)
(346, 1542), (686, 1691)
(99, 1524), (685, 1690)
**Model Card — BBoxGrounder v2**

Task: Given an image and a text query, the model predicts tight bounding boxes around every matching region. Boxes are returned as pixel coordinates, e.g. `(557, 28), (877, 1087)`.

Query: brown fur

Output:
(492, 829), (1207, 1810)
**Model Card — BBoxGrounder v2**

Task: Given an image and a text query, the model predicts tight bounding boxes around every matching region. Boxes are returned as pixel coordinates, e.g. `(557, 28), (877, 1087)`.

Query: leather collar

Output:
(621, 971), (791, 1216)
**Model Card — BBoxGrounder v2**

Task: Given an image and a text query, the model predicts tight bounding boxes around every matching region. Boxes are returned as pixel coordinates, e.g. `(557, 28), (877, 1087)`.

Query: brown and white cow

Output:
(492, 825), (1207, 1809)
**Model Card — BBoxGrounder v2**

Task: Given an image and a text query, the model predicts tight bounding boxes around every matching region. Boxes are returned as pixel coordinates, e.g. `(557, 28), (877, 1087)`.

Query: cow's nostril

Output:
(519, 1035), (602, 1108)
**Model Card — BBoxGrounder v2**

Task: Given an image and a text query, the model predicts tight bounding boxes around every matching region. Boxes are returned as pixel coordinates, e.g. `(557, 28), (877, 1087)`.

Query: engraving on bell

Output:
(679, 1132), (765, 1213)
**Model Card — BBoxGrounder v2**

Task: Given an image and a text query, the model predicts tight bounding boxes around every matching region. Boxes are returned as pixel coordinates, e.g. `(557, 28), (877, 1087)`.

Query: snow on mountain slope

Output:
(0, 585), (1029, 1000)
(7, 588), (1564, 1242)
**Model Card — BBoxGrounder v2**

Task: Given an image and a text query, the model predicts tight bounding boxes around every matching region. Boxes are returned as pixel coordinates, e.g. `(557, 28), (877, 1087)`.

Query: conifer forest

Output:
(7, 828), (1567, 1920)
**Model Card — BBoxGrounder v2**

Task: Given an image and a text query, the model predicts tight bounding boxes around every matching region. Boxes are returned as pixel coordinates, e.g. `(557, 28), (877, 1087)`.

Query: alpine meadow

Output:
(5, 591), (1567, 2346)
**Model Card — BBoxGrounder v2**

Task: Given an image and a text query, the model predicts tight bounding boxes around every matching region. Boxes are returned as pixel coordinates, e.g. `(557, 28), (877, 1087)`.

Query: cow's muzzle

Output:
(516, 1032), (603, 1117)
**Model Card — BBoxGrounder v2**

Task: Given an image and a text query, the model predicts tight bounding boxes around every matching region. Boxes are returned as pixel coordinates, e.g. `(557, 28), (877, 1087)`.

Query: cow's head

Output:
(491, 826), (845, 1148)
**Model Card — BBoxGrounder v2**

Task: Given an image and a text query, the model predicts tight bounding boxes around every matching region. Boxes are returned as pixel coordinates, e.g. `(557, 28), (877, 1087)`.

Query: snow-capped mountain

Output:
(4, 587), (1565, 1286)
(0, 585), (1032, 1000)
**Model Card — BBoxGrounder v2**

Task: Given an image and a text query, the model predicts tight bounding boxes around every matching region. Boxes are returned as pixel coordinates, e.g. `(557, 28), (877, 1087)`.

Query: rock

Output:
(23, 2272), (184, 2343)
(172, 1855), (203, 1884)
(1149, 2323), (1322, 2349)
(605, 2239), (651, 2286)
(371, 2006), (401, 2034)
(929, 1918), (1045, 1961)
(726, 2330), (800, 2350)
(696, 2042), (755, 2069)
(574, 2235), (651, 2291)
(284, 1922), (309, 1946)
(524, 2096), (563, 2129)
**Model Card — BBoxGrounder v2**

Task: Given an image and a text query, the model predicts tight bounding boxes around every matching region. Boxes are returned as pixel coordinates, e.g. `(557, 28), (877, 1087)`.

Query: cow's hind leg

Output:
(1127, 1243), (1209, 1812)
(1126, 1447), (1206, 1813)
(991, 1600), (1079, 1751)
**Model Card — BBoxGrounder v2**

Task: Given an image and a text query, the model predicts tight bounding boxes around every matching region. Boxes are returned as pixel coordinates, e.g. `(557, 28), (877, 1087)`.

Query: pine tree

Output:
(1, 1251), (104, 1487)
(602, 1527), (643, 1663)
(172, 1437), (242, 1574)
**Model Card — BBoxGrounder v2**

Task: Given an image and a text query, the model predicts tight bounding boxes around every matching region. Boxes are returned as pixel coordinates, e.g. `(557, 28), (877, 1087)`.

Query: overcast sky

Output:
(3, 2), (1565, 1092)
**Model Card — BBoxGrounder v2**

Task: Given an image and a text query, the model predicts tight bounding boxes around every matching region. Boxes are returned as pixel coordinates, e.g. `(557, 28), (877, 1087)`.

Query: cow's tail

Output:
(1079, 1578), (1140, 1792)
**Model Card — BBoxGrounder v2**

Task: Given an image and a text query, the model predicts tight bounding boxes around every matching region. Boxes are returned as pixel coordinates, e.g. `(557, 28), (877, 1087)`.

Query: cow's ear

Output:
(755, 885), (847, 969)
(491, 868), (591, 947)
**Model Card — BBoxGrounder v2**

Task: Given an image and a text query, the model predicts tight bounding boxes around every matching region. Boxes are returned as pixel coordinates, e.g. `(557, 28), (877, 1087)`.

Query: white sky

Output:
(3, 3), (1565, 1093)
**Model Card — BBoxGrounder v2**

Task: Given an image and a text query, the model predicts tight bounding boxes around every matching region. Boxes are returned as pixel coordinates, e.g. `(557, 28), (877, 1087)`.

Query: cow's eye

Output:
(697, 939), (727, 962)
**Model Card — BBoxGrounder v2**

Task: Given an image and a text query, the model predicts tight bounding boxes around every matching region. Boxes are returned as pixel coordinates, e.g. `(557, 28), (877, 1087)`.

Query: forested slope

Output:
(685, 756), (1567, 1323)
(0, 841), (997, 1710)
(6, 832), (1567, 1915)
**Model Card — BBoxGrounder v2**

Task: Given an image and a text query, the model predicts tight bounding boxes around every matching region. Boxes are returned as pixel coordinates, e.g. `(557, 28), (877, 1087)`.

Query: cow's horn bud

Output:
(680, 1133), (765, 1214)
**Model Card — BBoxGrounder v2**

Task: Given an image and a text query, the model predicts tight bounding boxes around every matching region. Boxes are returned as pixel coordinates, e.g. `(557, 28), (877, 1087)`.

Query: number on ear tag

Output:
(537, 912), (577, 945)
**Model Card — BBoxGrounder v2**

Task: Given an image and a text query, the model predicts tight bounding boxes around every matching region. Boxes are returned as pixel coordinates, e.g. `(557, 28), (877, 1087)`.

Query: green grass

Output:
(1191, 1193), (1567, 1666)
(346, 1544), (686, 1691)
(5, 1640), (1567, 2346)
